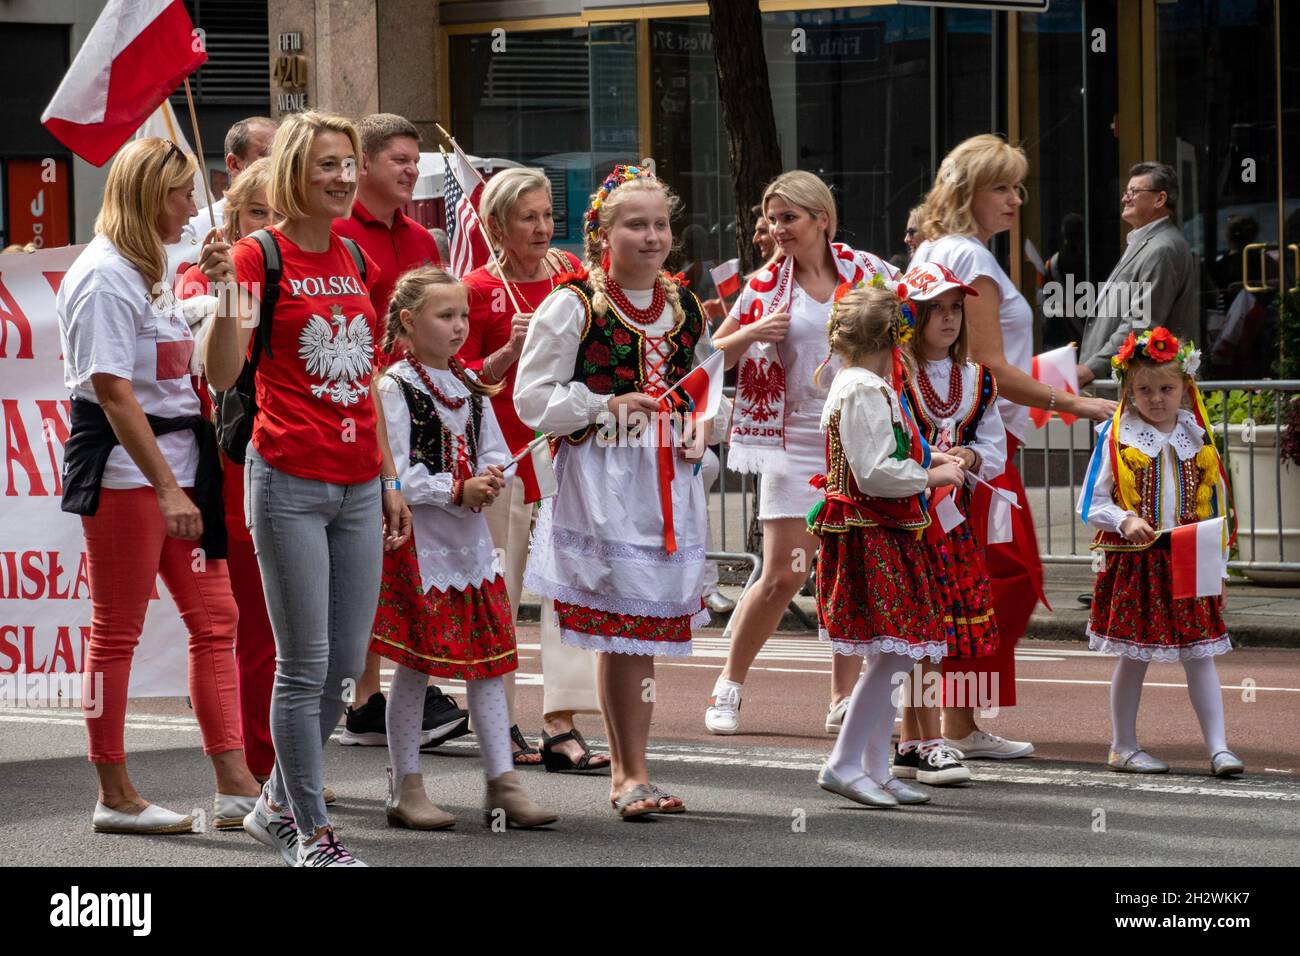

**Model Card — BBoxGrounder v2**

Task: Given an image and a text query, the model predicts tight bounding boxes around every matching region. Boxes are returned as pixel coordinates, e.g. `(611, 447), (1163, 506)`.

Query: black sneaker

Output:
(916, 745), (973, 786)
(419, 685), (470, 750)
(339, 692), (387, 746)
(893, 744), (920, 779)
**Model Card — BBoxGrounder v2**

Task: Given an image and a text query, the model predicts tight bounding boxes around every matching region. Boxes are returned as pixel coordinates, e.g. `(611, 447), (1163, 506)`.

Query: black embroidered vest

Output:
(388, 372), (483, 477)
(902, 363), (998, 449)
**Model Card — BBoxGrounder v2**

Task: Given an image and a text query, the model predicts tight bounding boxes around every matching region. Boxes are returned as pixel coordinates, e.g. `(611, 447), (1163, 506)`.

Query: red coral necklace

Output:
(605, 276), (665, 326)
(406, 358), (467, 410)
(918, 361), (963, 418)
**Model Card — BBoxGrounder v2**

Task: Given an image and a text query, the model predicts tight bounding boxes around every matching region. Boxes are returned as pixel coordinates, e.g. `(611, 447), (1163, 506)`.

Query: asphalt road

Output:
(2, 633), (1297, 867)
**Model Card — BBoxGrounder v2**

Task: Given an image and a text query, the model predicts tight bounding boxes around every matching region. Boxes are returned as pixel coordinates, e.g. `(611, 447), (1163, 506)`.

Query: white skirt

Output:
(757, 411), (826, 521)
(524, 435), (709, 657)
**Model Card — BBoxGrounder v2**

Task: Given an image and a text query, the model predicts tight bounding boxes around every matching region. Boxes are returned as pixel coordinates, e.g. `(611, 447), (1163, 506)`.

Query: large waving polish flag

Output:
(41, 0), (208, 166)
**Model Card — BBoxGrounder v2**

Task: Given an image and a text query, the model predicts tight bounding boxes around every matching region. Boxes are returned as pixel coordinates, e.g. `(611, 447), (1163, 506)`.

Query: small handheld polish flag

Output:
(509, 435), (557, 504)
(663, 348), (725, 423)
(1171, 517), (1229, 599)
(986, 487), (1018, 545)
(710, 259), (742, 300)
(1030, 344), (1080, 427)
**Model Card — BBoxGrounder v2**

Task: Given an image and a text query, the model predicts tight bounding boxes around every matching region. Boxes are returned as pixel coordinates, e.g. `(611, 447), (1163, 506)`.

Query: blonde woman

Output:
(459, 168), (611, 772)
(913, 134), (1115, 758)
(704, 170), (896, 736)
(57, 137), (261, 834)
(203, 111), (409, 866)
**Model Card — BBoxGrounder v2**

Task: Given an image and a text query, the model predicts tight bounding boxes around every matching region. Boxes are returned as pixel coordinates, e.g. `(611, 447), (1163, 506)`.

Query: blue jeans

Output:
(245, 445), (381, 831)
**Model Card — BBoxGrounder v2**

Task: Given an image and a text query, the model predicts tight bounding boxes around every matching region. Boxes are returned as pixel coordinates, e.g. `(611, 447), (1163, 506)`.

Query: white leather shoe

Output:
(704, 681), (742, 735)
(881, 776), (931, 805)
(92, 801), (194, 834)
(817, 765), (899, 809)
(825, 698), (849, 734)
(214, 793), (259, 830)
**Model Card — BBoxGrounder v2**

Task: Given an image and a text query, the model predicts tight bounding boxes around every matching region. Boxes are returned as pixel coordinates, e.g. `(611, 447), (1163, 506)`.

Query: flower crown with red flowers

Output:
(829, 272), (917, 345)
(1111, 327), (1201, 382)
(585, 163), (656, 240)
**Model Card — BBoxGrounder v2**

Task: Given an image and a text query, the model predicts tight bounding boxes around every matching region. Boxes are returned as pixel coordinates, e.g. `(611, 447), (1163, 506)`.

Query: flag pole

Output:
(181, 76), (219, 229)
(965, 471), (1024, 510)
(436, 143), (527, 317)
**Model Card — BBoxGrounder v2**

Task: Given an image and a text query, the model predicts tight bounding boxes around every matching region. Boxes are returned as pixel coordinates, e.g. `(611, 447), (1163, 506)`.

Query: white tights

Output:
(825, 653), (913, 784)
(1109, 655), (1229, 757)
(386, 666), (515, 781)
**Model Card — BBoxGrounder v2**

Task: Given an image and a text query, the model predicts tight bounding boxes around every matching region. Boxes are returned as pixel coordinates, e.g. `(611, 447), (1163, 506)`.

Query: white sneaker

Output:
(296, 828), (367, 867)
(944, 730), (1034, 760)
(243, 788), (300, 866)
(825, 697), (849, 734)
(705, 680), (742, 735)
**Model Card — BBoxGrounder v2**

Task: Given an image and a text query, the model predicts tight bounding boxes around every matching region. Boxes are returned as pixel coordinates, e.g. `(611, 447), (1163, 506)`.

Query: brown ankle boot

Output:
(386, 769), (455, 830)
(484, 771), (558, 829)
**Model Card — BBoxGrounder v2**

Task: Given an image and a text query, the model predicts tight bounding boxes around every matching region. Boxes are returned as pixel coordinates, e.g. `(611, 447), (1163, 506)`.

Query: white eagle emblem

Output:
(298, 305), (374, 406)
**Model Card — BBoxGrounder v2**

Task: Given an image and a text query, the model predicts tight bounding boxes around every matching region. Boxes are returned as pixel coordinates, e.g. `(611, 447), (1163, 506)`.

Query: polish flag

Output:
(1171, 517), (1228, 599)
(932, 485), (966, 533)
(710, 259), (742, 299)
(986, 487), (1017, 544)
(667, 348), (725, 423)
(41, 0), (208, 167)
(510, 435), (557, 504)
(1030, 344), (1080, 428)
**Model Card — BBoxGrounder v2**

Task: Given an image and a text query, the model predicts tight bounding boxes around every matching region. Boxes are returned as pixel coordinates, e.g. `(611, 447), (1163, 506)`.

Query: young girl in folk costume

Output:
(372, 265), (558, 829)
(515, 164), (711, 818)
(809, 283), (966, 808)
(705, 170), (897, 736)
(895, 261), (1005, 786)
(1078, 328), (1243, 778)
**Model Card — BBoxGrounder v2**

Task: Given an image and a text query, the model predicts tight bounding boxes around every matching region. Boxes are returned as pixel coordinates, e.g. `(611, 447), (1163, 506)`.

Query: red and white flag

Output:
(509, 435), (557, 504)
(666, 349), (725, 423)
(1030, 344), (1080, 427)
(986, 487), (1017, 544)
(710, 259), (741, 299)
(41, 0), (207, 167)
(932, 485), (966, 533)
(441, 149), (490, 279)
(1171, 517), (1228, 599)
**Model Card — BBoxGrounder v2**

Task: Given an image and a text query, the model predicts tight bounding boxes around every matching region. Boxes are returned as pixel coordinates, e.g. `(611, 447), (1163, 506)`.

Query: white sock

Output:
(1109, 657), (1148, 756)
(467, 676), (514, 780)
(1182, 656), (1229, 755)
(917, 737), (944, 755)
(826, 654), (908, 784)
(711, 677), (742, 699)
(386, 665), (428, 779)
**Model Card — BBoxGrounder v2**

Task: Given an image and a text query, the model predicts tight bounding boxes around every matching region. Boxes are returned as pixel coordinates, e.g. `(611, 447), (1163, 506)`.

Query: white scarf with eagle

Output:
(727, 241), (894, 473)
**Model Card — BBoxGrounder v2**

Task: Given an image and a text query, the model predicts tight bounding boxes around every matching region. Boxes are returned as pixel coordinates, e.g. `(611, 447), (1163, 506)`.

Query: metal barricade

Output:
(1023, 379), (1300, 575)
(708, 387), (762, 639)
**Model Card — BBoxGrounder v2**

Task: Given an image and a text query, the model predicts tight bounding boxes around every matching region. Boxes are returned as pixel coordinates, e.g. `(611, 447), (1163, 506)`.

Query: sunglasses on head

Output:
(154, 139), (184, 174)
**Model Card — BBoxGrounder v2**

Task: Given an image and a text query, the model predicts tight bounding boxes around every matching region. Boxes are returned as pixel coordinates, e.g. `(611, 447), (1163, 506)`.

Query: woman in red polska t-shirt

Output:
(459, 168), (609, 774)
(202, 111), (409, 868)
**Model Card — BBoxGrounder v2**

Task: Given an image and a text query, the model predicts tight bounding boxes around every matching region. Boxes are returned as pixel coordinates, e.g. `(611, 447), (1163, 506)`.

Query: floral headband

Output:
(1111, 327), (1201, 381)
(829, 273), (917, 345)
(585, 164), (656, 239)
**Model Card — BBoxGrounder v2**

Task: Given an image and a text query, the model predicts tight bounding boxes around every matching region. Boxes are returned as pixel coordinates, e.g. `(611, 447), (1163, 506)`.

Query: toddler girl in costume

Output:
(809, 282), (966, 808)
(1078, 327), (1243, 777)
(372, 266), (558, 829)
(896, 260), (1006, 787)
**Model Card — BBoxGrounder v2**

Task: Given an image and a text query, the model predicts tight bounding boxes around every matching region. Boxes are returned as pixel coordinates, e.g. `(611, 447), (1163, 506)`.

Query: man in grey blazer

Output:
(1077, 162), (1199, 385)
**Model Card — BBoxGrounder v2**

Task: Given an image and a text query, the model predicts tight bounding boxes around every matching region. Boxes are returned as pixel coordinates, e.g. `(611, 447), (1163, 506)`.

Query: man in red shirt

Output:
(332, 113), (467, 750)
(332, 113), (441, 327)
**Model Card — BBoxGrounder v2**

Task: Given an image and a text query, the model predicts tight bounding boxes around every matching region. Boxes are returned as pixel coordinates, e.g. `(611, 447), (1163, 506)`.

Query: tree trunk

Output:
(709, 0), (783, 274)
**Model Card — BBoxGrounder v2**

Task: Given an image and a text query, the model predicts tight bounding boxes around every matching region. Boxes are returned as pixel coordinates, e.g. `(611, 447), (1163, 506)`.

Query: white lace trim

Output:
(523, 570), (705, 618)
(1118, 409), (1204, 462)
(419, 563), (501, 594)
(550, 527), (705, 566)
(817, 628), (948, 662)
(1085, 626), (1232, 661)
(560, 629), (694, 658)
(690, 606), (712, 628)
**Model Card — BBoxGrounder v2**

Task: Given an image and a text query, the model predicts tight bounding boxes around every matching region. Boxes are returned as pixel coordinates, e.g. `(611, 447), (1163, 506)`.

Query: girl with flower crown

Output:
(1078, 327), (1244, 778)
(704, 170), (898, 738)
(514, 163), (712, 818)
(808, 282), (966, 808)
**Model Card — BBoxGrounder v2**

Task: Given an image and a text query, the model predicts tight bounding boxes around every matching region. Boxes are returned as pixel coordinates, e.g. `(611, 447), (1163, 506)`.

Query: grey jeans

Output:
(245, 444), (382, 832)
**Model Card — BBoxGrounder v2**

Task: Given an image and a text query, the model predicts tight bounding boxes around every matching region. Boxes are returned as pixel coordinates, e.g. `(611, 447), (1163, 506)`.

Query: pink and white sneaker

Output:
(296, 828), (367, 867)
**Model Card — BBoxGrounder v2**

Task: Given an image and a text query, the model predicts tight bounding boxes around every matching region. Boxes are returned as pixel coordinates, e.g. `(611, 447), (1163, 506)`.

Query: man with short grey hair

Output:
(1077, 161), (1199, 384)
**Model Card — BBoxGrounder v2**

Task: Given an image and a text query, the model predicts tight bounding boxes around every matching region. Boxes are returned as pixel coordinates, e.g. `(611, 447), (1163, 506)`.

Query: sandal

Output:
(610, 784), (658, 819)
(509, 725), (542, 766)
(648, 783), (686, 814)
(541, 728), (611, 774)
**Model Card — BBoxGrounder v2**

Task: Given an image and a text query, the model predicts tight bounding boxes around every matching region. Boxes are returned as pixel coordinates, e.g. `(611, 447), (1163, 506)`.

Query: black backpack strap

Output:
(339, 236), (368, 285)
(250, 229), (281, 362)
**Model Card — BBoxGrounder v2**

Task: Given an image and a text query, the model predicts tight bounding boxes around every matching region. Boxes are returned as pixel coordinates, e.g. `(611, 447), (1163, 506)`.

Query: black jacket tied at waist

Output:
(61, 397), (228, 560)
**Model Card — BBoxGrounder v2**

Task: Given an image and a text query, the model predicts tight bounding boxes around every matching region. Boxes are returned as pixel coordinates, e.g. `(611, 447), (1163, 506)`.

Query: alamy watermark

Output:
(1041, 278), (1154, 329)
(0, 671), (104, 718)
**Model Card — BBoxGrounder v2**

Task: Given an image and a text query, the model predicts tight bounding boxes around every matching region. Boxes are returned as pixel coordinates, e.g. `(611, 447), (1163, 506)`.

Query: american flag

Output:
(442, 149), (490, 278)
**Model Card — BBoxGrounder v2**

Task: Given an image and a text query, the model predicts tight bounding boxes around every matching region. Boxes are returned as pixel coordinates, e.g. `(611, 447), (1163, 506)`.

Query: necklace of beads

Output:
(605, 276), (666, 326)
(406, 358), (467, 410)
(918, 362), (963, 418)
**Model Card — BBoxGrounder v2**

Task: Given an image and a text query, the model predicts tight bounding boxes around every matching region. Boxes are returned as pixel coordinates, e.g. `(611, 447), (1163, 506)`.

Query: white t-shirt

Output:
(781, 280), (837, 414)
(913, 233), (1033, 441)
(58, 235), (200, 489)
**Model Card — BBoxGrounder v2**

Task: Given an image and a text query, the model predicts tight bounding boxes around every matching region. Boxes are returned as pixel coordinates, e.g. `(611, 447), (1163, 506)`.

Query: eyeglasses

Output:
(154, 140), (184, 174)
(1122, 187), (1162, 200)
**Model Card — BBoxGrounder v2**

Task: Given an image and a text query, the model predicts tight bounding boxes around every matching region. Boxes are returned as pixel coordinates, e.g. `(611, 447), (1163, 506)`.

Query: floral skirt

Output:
(1088, 546), (1230, 662)
(928, 521), (1000, 660)
(371, 537), (517, 680)
(555, 600), (699, 658)
(816, 524), (949, 662)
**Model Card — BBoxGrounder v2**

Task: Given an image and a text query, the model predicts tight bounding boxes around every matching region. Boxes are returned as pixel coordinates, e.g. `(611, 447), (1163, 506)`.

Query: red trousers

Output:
(944, 435), (1047, 708)
(81, 487), (242, 763)
(223, 458), (277, 777)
